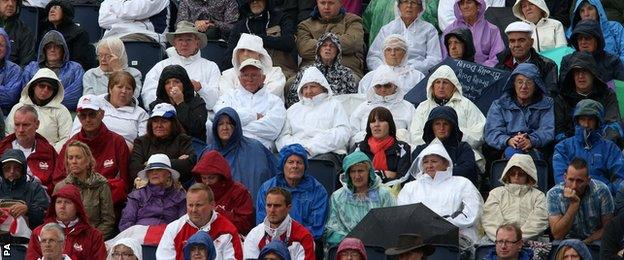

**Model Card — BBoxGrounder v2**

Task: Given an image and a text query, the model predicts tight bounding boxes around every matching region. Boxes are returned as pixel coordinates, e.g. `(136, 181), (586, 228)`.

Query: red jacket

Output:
(26, 185), (107, 260)
(193, 150), (254, 235)
(0, 133), (57, 193)
(53, 124), (129, 203)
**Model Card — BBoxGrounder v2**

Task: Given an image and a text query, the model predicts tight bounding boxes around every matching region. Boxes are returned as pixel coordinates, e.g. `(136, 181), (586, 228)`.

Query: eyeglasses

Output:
(495, 239), (521, 246)
(400, 0), (422, 6)
(77, 111), (99, 120)
(111, 252), (135, 258)
(514, 79), (535, 87)
(39, 239), (62, 244)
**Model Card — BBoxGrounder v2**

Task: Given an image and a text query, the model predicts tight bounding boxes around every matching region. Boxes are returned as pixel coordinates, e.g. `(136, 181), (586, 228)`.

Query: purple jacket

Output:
(119, 184), (187, 231)
(441, 0), (505, 67)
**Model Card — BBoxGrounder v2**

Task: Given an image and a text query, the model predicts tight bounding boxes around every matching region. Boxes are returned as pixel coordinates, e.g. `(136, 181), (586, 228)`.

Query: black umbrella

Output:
(346, 203), (459, 249)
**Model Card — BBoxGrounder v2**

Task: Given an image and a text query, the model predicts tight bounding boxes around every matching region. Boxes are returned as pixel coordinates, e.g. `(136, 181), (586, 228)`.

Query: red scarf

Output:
(367, 136), (395, 171)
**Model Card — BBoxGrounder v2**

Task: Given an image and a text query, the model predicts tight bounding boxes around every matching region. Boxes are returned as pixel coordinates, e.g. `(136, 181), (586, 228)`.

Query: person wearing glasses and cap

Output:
(385, 233), (435, 260)
(5, 68), (72, 151)
(119, 154), (186, 232)
(54, 94), (130, 208)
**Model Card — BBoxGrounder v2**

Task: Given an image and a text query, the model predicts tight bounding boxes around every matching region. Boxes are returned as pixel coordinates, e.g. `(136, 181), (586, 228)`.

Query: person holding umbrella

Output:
(385, 233), (435, 260)
(397, 138), (483, 254)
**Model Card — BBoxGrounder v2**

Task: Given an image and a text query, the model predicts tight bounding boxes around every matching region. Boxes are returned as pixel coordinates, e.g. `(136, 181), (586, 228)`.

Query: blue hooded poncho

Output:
(566, 0), (624, 63)
(553, 99), (624, 193)
(204, 107), (277, 202)
(258, 240), (292, 260)
(255, 143), (328, 239)
(0, 28), (22, 116)
(183, 231), (216, 260)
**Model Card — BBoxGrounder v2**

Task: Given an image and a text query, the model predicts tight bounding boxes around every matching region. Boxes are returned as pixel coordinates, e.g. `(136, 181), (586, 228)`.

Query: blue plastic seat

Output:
(200, 40), (228, 71)
(142, 245), (157, 260)
(73, 4), (103, 44)
(306, 158), (338, 194)
(19, 6), (39, 44)
(428, 244), (461, 260)
(123, 41), (164, 79)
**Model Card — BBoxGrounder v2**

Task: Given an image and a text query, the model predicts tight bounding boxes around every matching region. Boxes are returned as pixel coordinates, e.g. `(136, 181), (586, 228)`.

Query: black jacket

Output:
(272, 0), (314, 24)
(495, 48), (559, 95)
(353, 140), (411, 183)
(0, 2), (35, 66)
(600, 212), (624, 260)
(40, 0), (97, 70)
(443, 27), (476, 62)
(545, 0), (574, 27)
(412, 106), (479, 185)
(554, 51), (622, 139)
(224, 0), (296, 74)
(149, 65), (208, 142)
(0, 149), (49, 229)
(561, 19), (624, 84)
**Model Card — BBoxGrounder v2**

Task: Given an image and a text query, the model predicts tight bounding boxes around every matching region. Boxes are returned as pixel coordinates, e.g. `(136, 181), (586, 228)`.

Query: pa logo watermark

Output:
(2, 244), (11, 257)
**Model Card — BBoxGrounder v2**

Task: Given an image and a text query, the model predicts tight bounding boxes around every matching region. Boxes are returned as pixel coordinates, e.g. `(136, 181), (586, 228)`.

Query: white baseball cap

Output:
(150, 103), (177, 119)
(76, 94), (101, 111)
(505, 21), (533, 35)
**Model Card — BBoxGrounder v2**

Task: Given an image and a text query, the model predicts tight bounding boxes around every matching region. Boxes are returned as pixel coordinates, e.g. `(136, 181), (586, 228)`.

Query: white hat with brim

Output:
(166, 21), (208, 49)
(137, 154), (180, 181)
(505, 21), (533, 35)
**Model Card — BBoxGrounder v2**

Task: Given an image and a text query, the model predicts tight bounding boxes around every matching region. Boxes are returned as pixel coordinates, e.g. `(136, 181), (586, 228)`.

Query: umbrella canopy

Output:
(346, 203), (459, 249)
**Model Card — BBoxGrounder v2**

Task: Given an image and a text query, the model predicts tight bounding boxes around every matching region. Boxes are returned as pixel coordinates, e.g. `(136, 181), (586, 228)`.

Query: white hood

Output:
(366, 65), (405, 103)
(231, 33), (273, 72)
(512, 0), (550, 20)
(425, 65), (463, 102)
(296, 66), (333, 96)
(20, 68), (66, 108)
(408, 138), (454, 180)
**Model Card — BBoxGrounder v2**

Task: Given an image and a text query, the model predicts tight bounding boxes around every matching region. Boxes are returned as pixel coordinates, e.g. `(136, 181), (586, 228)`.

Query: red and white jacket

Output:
(243, 215), (315, 260)
(156, 211), (243, 260)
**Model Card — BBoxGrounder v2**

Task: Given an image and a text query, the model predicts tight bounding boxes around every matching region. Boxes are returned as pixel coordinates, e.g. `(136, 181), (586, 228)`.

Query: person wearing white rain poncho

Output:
(397, 138), (483, 248)
(410, 65), (486, 171)
(276, 67), (350, 163)
(358, 34), (425, 95)
(219, 33), (286, 99)
(350, 65), (416, 146)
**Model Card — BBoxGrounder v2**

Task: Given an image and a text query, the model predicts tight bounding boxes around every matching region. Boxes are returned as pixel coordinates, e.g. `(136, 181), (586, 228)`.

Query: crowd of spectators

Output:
(0, 0), (624, 259)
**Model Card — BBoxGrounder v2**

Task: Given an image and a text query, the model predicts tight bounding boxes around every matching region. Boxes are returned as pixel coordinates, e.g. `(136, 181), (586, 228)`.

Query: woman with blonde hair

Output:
(82, 37), (143, 98)
(53, 140), (115, 239)
(119, 153), (186, 232)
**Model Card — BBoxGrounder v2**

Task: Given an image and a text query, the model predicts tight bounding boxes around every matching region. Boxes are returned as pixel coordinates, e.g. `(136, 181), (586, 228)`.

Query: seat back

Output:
(428, 244), (461, 260)
(124, 41), (164, 78)
(142, 245), (158, 260)
(200, 40), (228, 71)
(306, 159), (338, 194)
(475, 244), (495, 260)
(484, 7), (517, 44)
(490, 159), (549, 193)
(73, 4), (103, 44)
(327, 245), (387, 259)
(19, 6), (39, 44)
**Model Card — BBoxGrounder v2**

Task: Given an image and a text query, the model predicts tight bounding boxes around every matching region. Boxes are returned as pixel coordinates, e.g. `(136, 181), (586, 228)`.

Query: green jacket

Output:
(324, 151), (396, 246)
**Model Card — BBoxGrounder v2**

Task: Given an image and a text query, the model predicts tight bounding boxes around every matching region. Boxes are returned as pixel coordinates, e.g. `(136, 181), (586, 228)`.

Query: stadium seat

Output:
(327, 245), (387, 259)
(19, 6), (39, 44)
(200, 40), (228, 71)
(484, 7), (516, 44)
(124, 41), (164, 79)
(429, 244), (460, 260)
(307, 158), (338, 194)
(142, 245), (157, 260)
(490, 159), (549, 193)
(475, 244), (495, 259)
(73, 4), (103, 44)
